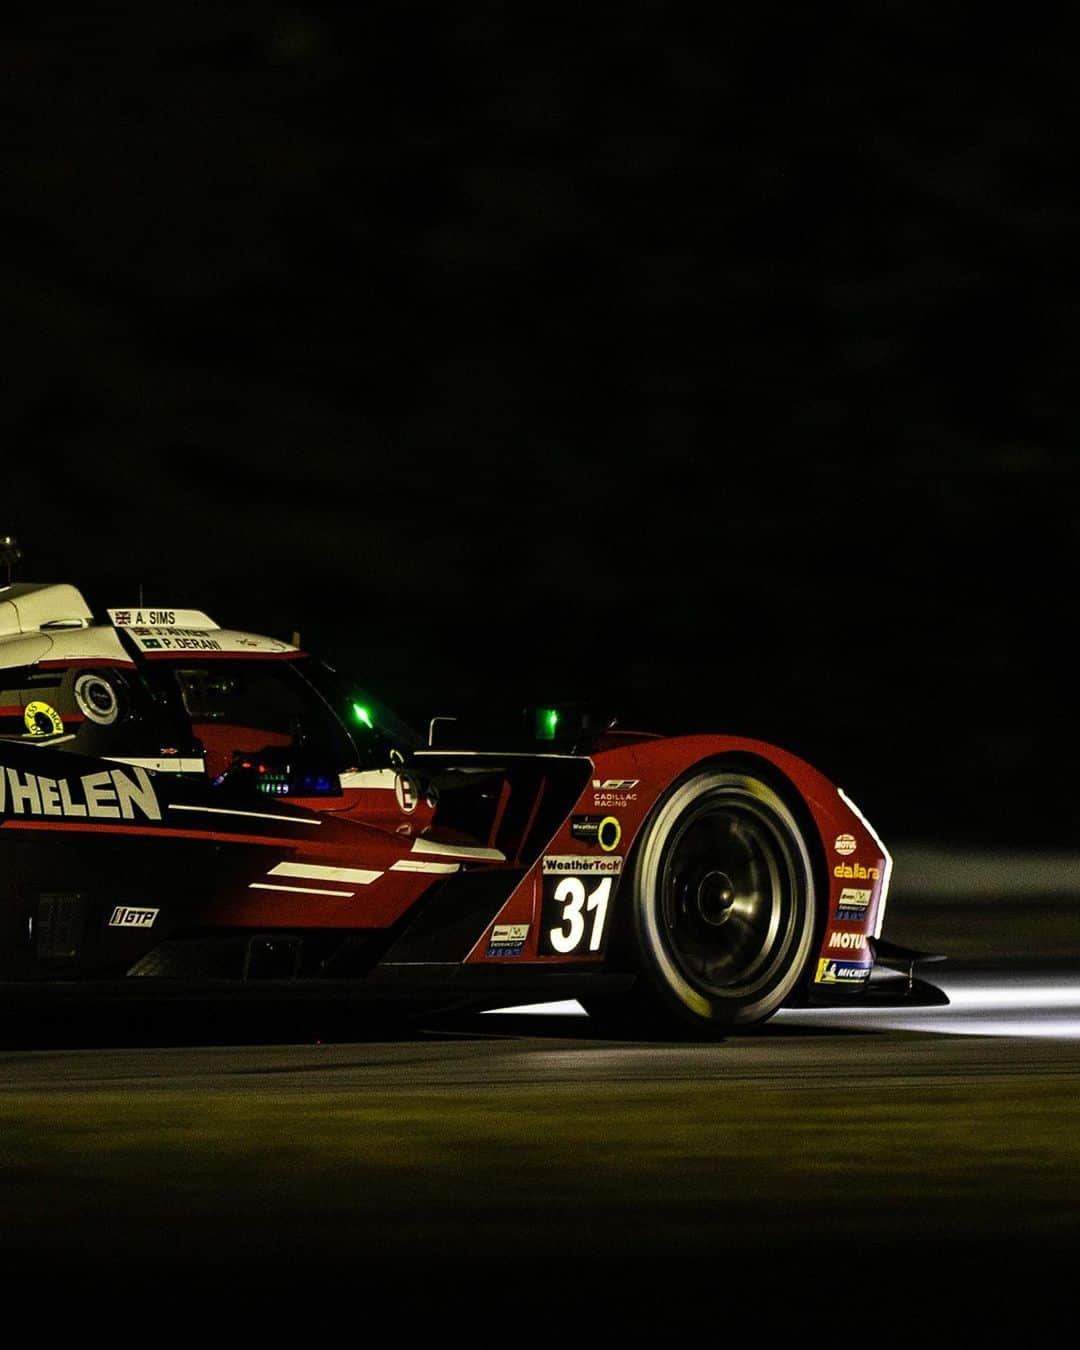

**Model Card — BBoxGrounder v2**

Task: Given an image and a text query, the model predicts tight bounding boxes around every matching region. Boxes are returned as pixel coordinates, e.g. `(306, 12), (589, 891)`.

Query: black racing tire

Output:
(586, 763), (821, 1038)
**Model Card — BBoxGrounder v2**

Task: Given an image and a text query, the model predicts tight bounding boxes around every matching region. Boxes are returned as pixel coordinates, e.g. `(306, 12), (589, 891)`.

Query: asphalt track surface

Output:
(1, 866), (1078, 1335)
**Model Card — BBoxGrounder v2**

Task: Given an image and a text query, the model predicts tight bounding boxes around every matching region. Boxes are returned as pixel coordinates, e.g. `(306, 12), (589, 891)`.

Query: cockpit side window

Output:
(0, 664), (194, 763)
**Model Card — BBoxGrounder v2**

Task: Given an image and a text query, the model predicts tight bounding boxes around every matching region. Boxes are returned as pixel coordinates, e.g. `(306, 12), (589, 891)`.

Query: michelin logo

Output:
(815, 958), (872, 984)
(0, 765), (161, 821)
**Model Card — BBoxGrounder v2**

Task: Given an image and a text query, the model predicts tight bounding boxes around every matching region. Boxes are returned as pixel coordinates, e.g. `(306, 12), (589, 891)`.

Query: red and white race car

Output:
(0, 548), (911, 1035)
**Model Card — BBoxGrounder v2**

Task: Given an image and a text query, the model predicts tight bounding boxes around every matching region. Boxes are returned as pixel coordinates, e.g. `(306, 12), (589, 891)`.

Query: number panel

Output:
(538, 855), (622, 957)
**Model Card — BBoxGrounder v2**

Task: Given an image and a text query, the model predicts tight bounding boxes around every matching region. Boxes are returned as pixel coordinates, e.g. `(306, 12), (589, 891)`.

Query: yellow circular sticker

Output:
(24, 701), (64, 736)
(598, 815), (622, 852)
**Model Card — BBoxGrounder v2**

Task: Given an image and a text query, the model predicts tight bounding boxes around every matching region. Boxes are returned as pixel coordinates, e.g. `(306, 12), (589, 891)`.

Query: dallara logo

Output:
(833, 861), (880, 880)
(0, 766), (161, 821)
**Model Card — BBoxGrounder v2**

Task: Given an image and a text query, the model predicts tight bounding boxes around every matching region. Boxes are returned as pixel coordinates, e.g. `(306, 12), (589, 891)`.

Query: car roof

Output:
(0, 582), (300, 670)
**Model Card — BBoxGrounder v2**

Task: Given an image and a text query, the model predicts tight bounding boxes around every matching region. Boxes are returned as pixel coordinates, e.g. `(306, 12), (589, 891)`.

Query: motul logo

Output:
(828, 931), (868, 950)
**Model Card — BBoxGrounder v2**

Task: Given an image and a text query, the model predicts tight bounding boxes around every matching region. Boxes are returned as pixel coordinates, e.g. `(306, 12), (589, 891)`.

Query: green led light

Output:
(352, 703), (373, 729)
(536, 707), (559, 740)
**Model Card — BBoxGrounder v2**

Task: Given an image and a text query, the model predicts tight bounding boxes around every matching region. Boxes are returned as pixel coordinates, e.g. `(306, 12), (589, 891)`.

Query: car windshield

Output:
(293, 657), (424, 758)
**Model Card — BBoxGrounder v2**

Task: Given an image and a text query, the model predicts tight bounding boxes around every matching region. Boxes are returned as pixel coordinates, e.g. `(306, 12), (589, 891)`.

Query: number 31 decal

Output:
(539, 856), (622, 956)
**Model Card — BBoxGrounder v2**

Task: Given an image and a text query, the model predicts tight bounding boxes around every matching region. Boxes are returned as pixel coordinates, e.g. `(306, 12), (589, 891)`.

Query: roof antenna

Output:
(0, 535), (22, 587)
(139, 582), (144, 609)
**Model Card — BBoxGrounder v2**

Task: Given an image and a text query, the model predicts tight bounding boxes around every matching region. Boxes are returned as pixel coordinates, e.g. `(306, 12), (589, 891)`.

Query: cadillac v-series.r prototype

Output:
(0, 557), (900, 1036)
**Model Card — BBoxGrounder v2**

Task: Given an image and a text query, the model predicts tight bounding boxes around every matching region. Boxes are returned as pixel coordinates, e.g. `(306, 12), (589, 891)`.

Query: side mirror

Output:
(424, 705), (617, 752)
(526, 704), (617, 748)
(427, 716), (459, 748)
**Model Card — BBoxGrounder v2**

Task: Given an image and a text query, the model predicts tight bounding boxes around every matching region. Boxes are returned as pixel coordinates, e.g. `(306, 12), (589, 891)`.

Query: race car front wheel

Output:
(591, 764), (820, 1037)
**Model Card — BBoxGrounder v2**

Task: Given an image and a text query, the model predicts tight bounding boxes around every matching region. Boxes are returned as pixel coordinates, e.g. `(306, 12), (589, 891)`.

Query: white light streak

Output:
(486, 975), (1080, 1039)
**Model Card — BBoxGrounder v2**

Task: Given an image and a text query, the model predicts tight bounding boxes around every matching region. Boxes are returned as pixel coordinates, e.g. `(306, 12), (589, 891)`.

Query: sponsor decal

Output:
(591, 778), (639, 808)
(570, 814), (622, 852)
(394, 771), (419, 813)
(836, 886), (872, 921)
(23, 701), (63, 736)
(108, 906), (159, 929)
(834, 833), (857, 856)
(833, 861), (880, 881)
(539, 858), (622, 955)
(486, 922), (529, 958)
(827, 931), (869, 951)
(815, 958), (872, 985)
(543, 855), (623, 874)
(0, 765), (162, 822)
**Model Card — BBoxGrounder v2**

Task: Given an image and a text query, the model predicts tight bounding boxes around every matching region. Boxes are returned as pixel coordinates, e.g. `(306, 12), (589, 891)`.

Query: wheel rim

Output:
(659, 790), (799, 998)
(636, 771), (815, 1023)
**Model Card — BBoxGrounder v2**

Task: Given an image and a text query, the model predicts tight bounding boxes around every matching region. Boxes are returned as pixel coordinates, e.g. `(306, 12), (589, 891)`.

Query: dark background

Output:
(4, 9), (1076, 847)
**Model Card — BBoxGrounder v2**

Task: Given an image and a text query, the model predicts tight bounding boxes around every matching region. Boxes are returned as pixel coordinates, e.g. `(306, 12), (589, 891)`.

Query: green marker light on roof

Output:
(352, 703), (373, 729)
(536, 707), (560, 740)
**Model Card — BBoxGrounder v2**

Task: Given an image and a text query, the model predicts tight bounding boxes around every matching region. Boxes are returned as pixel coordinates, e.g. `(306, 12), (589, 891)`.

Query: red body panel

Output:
(446, 735), (891, 980)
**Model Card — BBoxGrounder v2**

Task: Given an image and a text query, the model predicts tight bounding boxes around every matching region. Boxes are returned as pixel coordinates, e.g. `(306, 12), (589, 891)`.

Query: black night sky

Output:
(5, 9), (1078, 847)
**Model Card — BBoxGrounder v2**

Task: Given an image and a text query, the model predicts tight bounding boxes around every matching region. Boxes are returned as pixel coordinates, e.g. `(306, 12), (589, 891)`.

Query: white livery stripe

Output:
(339, 770), (400, 790)
(390, 860), (460, 874)
(248, 883), (354, 897)
(269, 862), (383, 885)
(410, 838), (505, 861)
(169, 804), (321, 825)
(106, 757), (205, 774)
